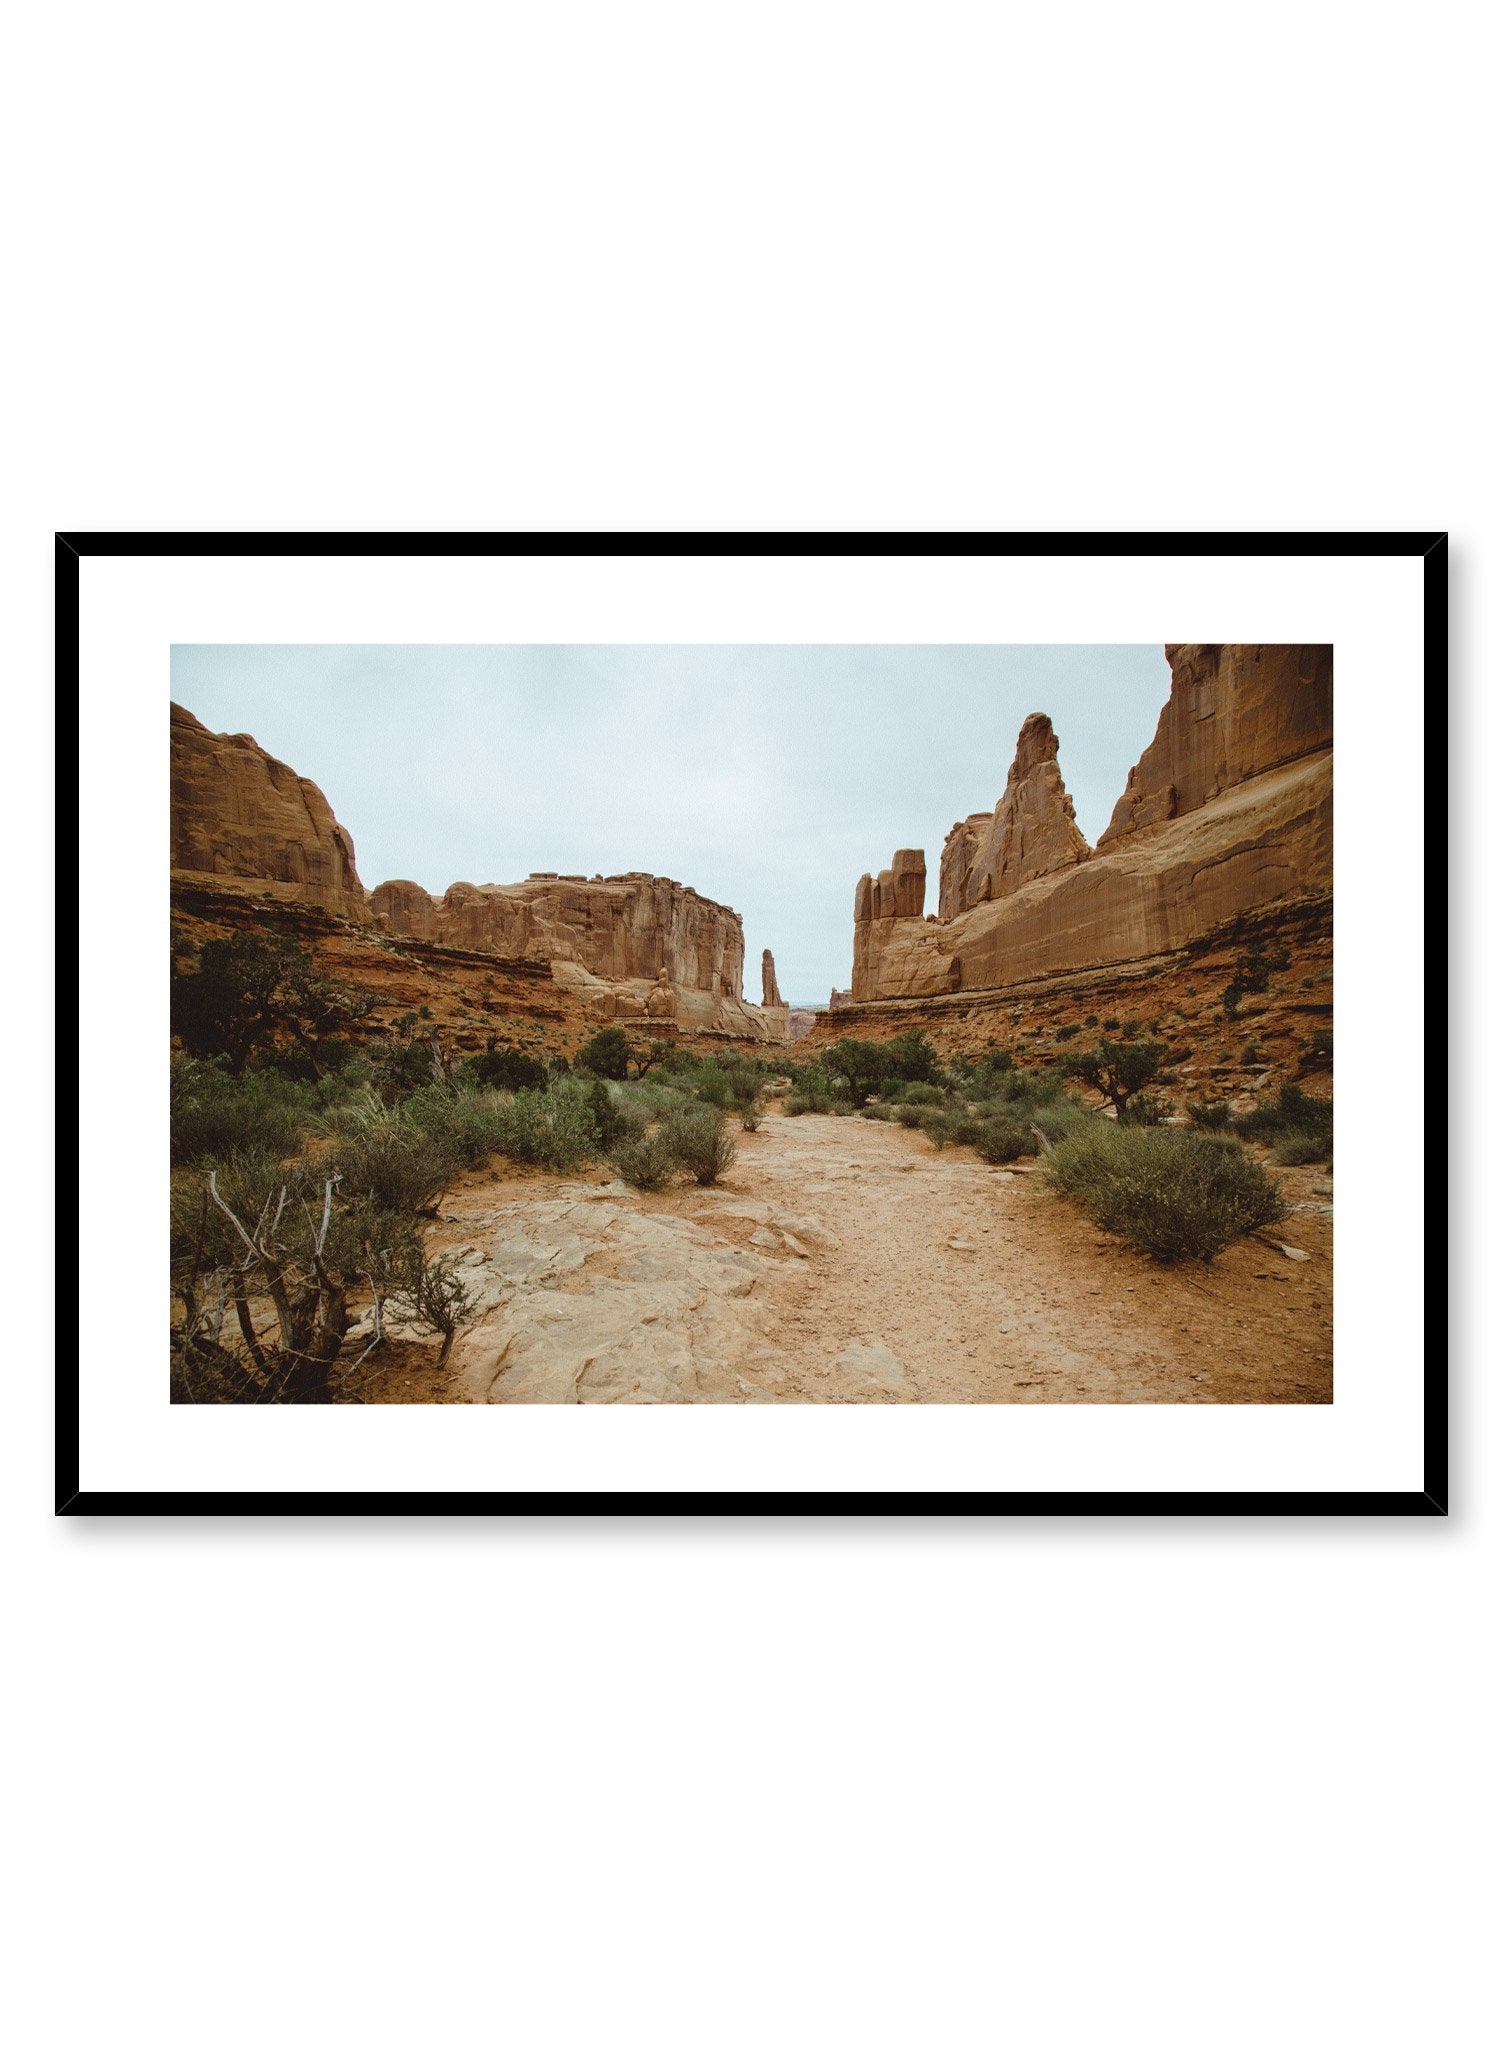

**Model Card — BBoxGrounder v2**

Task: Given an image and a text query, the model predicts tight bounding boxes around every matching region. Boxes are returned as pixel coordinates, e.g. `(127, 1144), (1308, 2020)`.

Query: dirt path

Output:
(364, 1109), (1333, 1404)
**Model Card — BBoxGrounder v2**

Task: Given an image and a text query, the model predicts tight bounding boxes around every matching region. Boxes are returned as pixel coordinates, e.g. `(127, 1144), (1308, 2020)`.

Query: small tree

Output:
(819, 1038), (890, 1108)
(885, 1030), (940, 1085)
(171, 933), (373, 1076)
(575, 1026), (631, 1080)
(1058, 1037), (1169, 1116)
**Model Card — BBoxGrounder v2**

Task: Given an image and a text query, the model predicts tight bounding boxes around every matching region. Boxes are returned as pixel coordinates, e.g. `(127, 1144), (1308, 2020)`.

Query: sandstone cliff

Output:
(849, 645), (1332, 1003)
(1099, 643), (1332, 843)
(368, 870), (746, 996)
(170, 703), (369, 919)
(171, 701), (789, 1044)
(937, 712), (1090, 917)
(761, 949), (784, 1008)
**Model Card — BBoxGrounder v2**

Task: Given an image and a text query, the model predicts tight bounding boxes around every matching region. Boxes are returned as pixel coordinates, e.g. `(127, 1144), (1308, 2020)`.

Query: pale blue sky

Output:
(171, 644), (1170, 1005)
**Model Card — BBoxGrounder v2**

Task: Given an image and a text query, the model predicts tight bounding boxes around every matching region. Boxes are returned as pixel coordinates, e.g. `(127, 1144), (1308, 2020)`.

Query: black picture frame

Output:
(58, 530), (1445, 1517)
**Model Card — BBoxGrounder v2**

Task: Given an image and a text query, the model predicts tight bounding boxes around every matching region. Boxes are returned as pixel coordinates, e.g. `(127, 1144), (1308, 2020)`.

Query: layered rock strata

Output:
(170, 703), (369, 919)
(849, 645), (1332, 1003)
(170, 703), (789, 1044)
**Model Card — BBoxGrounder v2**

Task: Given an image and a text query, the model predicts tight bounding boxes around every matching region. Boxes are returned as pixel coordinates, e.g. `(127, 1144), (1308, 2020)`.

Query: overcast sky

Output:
(171, 644), (1170, 1005)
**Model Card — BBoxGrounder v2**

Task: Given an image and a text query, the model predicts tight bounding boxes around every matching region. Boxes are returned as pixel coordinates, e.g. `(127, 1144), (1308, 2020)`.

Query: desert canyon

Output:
(170, 644), (1334, 1405)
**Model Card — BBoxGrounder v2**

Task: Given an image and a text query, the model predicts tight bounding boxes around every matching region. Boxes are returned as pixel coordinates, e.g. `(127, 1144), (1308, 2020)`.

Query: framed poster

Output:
(59, 531), (1443, 1513)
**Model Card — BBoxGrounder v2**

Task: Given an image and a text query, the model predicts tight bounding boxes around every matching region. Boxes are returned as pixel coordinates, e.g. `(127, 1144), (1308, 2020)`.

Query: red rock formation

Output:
(170, 703), (369, 919)
(171, 703), (789, 1043)
(937, 712), (1090, 916)
(761, 949), (784, 1007)
(1099, 643), (1333, 843)
(368, 870), (746, 996)
(849, 646), (1333, 1003)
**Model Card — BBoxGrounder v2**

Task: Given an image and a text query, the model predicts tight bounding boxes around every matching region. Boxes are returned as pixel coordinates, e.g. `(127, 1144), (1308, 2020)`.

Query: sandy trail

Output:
(366, 1109), (1332, 1404)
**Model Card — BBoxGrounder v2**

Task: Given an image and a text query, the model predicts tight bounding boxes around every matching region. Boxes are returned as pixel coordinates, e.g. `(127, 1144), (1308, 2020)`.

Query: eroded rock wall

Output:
(170, 703), (369, 919)
(849, 645), (1333, 1004)
(937, 712), (1090, 916)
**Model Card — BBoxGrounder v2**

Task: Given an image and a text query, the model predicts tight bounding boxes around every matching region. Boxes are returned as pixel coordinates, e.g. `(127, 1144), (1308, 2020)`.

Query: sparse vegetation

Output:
(1046, 1124), (1285, 1262)
(663, 1106), (738, 1185)
(613, 1131), (676, 1190)
(1057, 1037), (1168, 1116)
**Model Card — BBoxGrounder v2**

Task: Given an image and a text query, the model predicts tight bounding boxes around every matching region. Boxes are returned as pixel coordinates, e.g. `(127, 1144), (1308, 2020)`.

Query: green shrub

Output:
(817, 1038), (891, 1107)
(859, 1103), (893, 1121)
(331, 1123), (456, 1215)
(738, 1097), (765, 1131)
(1058, 1037), (1169, 1114)
(401, 1082), (511, 1167)
(574, 1026), (631, 1080)
(920, 1110), (953, 1148)
(170, 1059), (314, 1168)
(1241, 1040), (1262, 1066)
(1273, 1132), (1333, 1167)
(1187, 1098), (1233, 1131)
(1118, 1089), (1170, 1127)
(695, 1062), (731, 1108)
(901, 1081), (947, 1106)
(1046, 1125), (1284, 1262)
(949, 1114), (985, 1144)
(1236, 1082), (1333, 1148)
(492, 1085), (597, 1172)
(894, 1102), (927, 1128)
(1030, 1101), (1093, 1144)
(664, 1108), (737, 1184)
(613, 1132), (676, 1190)
(974, 1121), (1037, 1163)
(885, 1029), (941, 1084)
(462, 1045), (550, 1093)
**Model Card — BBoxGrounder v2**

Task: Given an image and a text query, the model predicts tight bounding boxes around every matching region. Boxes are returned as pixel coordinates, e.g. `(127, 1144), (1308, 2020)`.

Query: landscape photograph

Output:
(168, 641), (1335, 1408)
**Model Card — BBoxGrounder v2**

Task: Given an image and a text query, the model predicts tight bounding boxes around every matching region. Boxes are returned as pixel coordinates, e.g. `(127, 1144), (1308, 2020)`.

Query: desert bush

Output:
(1058, 1036), (1168, 1113)
(1118, 1089), (1171, 1127)
(1187, 1098), (1233, 1131)
(784, 1092), (828, 1116)
(664, 1108), (737, 1185)
(900, 1081), (947, 1107)
(1235, 1082), (1333, 1151)
(884, 1029), (941, 1084)
(818, 1038), (890, 1107)
(738, 1096), (765, 1131)
(1030, 1101), (1093, 1144)
(402, 1081), (511, 1167)
(920, 1110), (953, 1148)
(493, 1084), (598, 1171)
(331, 1121), (457, 1216)
(948, 1114), (985, 1144)
(694, 1061), (731, 1108)
(170, 1058), (312, 1167)
(1273, 1132), (1333, 1167)
(613, 1131), (677, 1190)
(859, 1103), (893, 1121)
(171, 932), (374, 1076)
(574, 1026), (631, 1080)
(1241, 1040), (1263, 1066)
(1046, 1124), (1284, 1262)
(582, 1078), (645, 1150)
(974, 1120), (1038, 1164)
(462, 1045), (550, 1093)
(894, 1102), (928, 1128)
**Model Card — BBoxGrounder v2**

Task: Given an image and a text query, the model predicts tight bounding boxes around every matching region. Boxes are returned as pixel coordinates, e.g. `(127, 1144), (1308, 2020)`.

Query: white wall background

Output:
(8, 5), (1490, 2045)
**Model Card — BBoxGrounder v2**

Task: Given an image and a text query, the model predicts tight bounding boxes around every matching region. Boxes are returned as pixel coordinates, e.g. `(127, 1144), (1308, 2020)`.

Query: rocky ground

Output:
(361, 1109), (1333, 1405)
